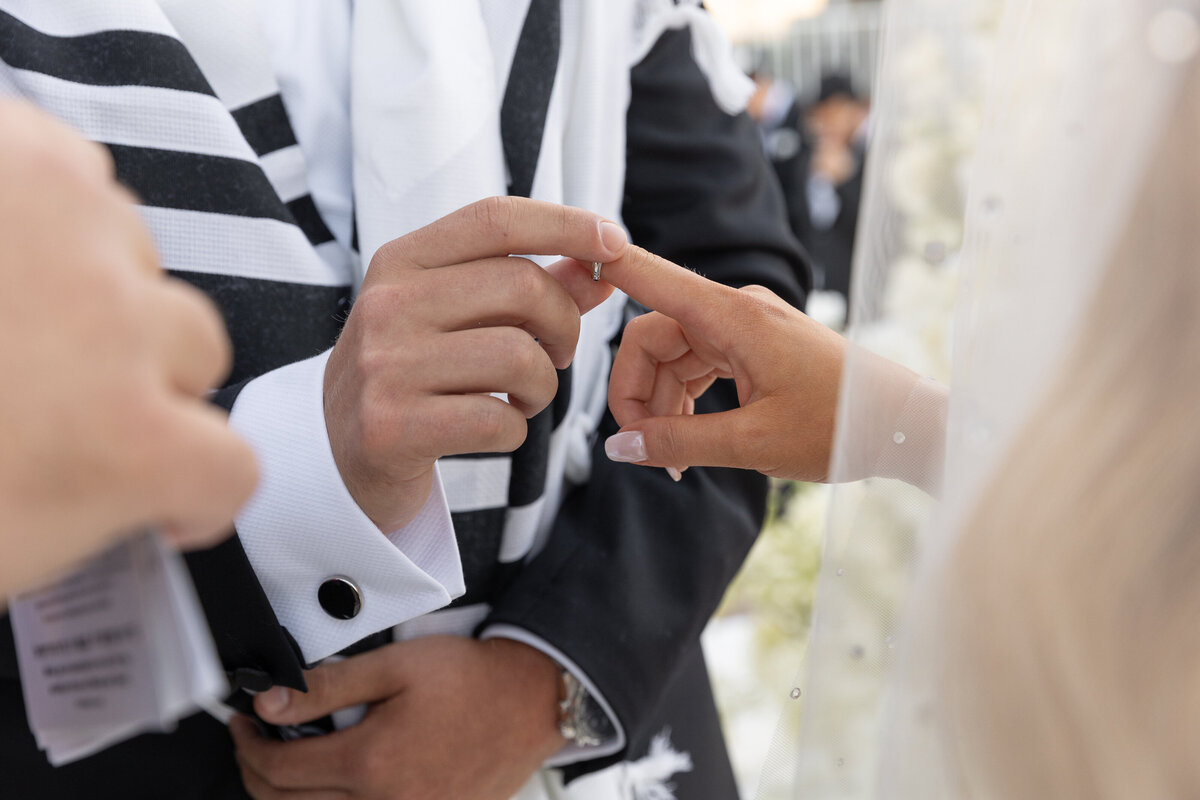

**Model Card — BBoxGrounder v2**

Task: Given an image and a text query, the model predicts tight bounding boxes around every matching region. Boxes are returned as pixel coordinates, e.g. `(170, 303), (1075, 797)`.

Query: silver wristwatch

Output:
(557, 670), (611, 748)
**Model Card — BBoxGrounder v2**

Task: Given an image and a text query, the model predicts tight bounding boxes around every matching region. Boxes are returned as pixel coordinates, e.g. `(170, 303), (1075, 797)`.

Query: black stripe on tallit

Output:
(108, 145), (335, 247)
(172, 271), (351, 385)
(230, 94), (299, 157)
(0, 10), (213, 95)
(286, 195), (337, 246)
(110, 145), (334, 246)
(230, 97), (337, 246)
(107, 144), (291, 224)
(448, 509), (524, 608)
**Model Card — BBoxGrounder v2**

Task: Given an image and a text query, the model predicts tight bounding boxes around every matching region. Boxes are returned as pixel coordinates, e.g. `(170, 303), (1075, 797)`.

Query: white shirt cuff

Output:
(228, 350), (465, 665)
(480, 624), (625, 766)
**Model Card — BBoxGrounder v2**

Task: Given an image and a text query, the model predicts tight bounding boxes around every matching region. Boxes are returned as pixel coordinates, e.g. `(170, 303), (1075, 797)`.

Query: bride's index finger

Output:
(601, 246), (739, 343)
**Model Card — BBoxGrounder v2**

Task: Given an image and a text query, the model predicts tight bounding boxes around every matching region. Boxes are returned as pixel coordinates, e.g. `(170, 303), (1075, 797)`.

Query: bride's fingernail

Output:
(666, 467), (683, 482)
(605, 431), (647, 463)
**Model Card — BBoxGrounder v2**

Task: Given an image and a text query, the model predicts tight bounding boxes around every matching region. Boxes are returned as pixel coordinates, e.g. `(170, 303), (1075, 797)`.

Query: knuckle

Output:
(737, 286), (788, 328)
(732, 413), (770, 469)
(739, 285), (784, 314)
(501, 333), (541, 378)
(470, 401), (508, 442)
(505, 257), (545, 302)
(473, 196), (518, 241)
(351, 284), (400, 327)
(354, 341), (395, 382)
(371, 235), (412, 270)
(630, 245), (668, 275)
(478, 402), (525, 451)
(655, 425), (684, 467)
(556, 202), (574, 239)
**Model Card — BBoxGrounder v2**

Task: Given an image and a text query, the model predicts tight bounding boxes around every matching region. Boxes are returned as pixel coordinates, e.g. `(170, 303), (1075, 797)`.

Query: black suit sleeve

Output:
(483, 27), (809, 775)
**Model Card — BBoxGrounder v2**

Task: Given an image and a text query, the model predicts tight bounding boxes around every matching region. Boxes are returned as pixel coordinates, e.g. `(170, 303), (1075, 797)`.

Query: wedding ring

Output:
(592, 261), (603, 281)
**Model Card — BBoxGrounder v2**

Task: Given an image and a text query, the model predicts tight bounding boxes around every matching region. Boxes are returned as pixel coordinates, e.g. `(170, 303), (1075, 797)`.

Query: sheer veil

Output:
(757, 0), (1200, 797)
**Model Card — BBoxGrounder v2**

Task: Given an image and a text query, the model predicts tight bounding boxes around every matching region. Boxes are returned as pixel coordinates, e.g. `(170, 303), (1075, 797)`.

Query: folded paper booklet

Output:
(9, 531), (227, 766)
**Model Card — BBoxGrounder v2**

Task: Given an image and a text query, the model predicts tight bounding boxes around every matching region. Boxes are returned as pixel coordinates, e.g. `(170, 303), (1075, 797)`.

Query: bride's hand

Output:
(599, 246), (848, 482)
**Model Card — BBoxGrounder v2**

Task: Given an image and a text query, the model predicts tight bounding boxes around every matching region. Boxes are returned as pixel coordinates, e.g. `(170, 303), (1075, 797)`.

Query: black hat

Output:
(817, 74), (856, 103)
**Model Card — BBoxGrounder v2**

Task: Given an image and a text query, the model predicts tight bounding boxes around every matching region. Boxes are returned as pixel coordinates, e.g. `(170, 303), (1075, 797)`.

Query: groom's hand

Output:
(230, 636), (565, 800)
(324, 197), (627, 533)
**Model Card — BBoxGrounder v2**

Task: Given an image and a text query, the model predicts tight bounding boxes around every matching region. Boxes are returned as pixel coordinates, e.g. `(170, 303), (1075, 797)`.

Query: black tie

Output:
(501, 0), (562, 199)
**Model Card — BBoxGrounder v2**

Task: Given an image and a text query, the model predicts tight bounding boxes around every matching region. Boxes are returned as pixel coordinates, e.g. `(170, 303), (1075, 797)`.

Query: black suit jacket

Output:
(0, 26), (807, 800)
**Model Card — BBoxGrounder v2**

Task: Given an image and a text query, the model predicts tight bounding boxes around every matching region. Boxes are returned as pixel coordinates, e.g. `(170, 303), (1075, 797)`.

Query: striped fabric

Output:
(0, 0), (572, 637)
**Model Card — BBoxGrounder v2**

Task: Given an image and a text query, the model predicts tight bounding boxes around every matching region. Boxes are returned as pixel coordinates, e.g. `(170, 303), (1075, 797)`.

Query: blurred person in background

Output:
(0, 98), (257, 598)
(748, 69), (816, 276)
(801, 74), (870, 303)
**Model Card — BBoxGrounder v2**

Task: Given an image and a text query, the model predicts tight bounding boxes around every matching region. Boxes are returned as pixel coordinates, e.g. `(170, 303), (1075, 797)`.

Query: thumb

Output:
(604, 409), (758, 473)
(254, 646), (407, 725)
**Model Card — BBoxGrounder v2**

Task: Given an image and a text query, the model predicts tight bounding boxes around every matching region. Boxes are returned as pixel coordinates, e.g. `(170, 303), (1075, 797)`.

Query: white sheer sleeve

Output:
(827, 345), (948, 496)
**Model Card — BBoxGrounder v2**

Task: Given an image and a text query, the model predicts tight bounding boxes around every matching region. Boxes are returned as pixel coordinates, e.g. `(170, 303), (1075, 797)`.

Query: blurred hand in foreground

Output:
(0, 98), (257, 596)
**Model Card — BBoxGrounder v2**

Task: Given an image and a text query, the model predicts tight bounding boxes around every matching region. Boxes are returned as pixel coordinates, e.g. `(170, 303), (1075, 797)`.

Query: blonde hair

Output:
(937, 61), (1200, 798)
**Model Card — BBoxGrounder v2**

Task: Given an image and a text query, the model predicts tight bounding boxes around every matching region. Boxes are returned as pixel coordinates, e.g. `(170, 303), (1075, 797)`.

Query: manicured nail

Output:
(258, 686), (290, 715)
(605, 431), (647, 463)
(666, 467), (683, 482)
(598, 221), (628, 255)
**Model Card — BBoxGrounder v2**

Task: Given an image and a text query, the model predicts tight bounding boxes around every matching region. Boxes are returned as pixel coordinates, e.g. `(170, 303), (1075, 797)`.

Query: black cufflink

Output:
(318, 576), (362, 620)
